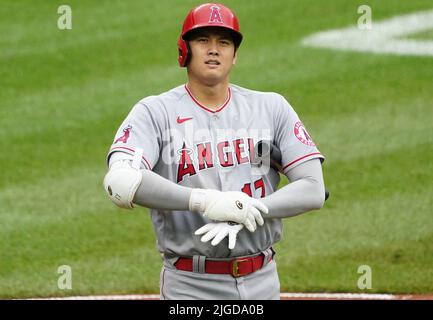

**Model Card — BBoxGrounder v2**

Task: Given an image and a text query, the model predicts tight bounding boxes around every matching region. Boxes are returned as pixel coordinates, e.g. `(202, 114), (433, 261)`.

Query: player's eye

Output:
(219, 39), (232, 46)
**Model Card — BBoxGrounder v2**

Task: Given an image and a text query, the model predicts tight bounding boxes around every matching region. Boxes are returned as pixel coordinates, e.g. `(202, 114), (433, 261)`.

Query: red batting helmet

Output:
(177, 3), (243, 67)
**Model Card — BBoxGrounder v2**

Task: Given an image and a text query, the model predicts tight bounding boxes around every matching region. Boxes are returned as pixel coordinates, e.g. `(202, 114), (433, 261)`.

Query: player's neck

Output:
(186, 80), (230, 111)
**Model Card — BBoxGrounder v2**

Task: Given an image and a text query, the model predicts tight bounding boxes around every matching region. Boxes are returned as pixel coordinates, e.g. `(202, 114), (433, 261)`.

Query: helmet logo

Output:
(209, 5), (223, 23)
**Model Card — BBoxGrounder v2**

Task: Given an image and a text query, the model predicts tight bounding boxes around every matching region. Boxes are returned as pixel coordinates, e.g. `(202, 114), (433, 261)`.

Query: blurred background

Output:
(1, 0), (432, 298)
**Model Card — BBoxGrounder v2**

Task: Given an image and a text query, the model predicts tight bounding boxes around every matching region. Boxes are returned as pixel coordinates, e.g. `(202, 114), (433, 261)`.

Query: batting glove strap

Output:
(189, 189), (209, 214)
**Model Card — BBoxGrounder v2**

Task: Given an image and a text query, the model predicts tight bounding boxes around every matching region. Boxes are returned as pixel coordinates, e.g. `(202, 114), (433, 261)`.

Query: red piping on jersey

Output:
(110, 146), (152, 170)
(282, 152), (322, 172)
(184, 84), (231, 113)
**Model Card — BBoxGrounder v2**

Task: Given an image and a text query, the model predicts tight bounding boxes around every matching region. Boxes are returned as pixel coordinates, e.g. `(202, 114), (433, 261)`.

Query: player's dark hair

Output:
(184, 27), (241, 51)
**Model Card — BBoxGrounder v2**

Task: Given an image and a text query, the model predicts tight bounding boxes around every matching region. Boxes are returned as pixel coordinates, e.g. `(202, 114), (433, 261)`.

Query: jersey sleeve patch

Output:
(114, 125), (132, 144)
(294, 121), (316, 146)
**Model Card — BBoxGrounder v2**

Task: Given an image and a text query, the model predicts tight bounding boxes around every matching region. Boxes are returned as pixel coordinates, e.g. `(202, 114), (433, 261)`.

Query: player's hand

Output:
(189, 189), (268, 232)
(195, 222), (244, 249)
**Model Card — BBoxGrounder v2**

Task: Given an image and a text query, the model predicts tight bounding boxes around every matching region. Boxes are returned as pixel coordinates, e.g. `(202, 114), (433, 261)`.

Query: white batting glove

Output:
(195, 222), (244, 249)
(189, 189), (268, 232)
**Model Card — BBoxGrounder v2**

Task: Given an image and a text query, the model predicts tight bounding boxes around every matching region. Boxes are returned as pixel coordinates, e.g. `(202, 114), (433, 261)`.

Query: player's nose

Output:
(207, 39), (219, 55)
(208, 49), (219, 56)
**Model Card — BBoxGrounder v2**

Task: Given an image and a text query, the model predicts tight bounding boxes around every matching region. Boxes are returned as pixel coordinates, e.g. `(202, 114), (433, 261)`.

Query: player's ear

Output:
(233, 51), (237, 65)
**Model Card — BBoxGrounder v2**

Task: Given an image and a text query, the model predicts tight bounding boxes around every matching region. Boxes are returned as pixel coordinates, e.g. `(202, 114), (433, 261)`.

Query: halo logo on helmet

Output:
(177, 3), (243, 67)
(209, 5), (223, 23)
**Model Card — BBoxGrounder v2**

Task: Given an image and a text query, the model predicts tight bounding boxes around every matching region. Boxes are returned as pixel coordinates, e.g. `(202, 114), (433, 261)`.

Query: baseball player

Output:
(103, 3), (326, 300)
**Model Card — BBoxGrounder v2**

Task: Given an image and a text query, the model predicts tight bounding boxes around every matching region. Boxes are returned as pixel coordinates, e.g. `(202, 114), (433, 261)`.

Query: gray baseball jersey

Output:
(107, 84), (324, 258)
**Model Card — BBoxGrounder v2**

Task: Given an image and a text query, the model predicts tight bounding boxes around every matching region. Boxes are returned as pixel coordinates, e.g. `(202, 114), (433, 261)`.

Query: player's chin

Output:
(201, 73), (228, 86)
(204, 66), (230, 77)
(203, 65), (224, 76)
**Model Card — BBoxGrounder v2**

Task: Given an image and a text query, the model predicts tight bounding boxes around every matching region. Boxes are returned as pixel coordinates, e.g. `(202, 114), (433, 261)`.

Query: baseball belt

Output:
(174, 252), (271, 278)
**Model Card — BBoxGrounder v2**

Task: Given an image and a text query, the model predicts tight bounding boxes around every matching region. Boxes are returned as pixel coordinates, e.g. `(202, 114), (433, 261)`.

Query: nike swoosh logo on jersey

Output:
(177, 116), (193, 124)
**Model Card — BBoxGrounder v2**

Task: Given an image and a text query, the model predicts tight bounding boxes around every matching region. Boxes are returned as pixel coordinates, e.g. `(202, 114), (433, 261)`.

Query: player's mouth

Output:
(205, 59), (221, 67)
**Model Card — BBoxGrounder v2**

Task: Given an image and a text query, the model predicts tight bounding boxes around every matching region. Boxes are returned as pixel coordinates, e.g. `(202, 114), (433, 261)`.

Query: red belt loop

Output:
(174, 252), (271, 278)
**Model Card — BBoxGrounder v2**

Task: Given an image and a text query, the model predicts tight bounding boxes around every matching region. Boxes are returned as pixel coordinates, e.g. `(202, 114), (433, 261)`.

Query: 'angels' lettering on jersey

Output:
(177, 138), (256, 182)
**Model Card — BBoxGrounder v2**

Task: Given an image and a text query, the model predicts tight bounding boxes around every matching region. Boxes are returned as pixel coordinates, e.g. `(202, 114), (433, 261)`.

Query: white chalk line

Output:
(302, 9), (433, 56)
(25, 292), (406, 300)
(280, 292), (397, 300)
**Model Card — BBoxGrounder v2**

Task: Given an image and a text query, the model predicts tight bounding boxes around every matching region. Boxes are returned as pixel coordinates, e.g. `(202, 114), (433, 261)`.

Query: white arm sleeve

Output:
(133, 169), (192, 210)
(261, 158), (325, 219)
(109, 152), (192, 211)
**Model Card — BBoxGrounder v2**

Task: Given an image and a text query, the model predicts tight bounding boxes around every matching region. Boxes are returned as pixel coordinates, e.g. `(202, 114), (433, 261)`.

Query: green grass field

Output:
(1, 0), (433, 298)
